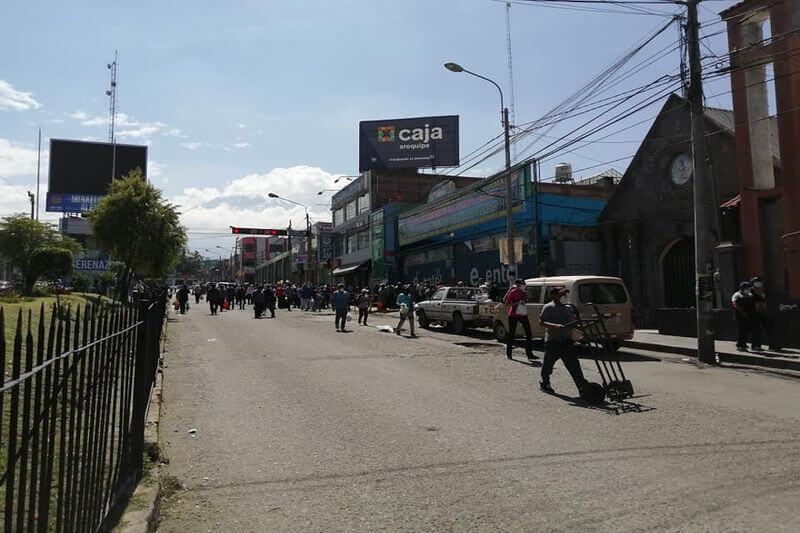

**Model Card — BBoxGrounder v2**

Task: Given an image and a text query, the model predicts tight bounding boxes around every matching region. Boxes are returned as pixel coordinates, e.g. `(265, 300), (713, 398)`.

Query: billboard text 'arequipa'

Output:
(359, 115), (459, 172)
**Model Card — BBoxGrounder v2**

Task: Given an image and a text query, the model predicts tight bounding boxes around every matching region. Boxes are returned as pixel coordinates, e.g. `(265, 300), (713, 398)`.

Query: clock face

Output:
(669, 152), (693, 185)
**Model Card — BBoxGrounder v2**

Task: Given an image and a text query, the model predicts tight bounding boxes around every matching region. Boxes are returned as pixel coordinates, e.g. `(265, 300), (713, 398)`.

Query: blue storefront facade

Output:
(395, 160), (614, 286)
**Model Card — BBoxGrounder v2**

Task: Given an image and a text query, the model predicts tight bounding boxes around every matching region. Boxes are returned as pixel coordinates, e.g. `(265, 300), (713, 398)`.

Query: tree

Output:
(0, 214), (81, 295)
(174, 248), (204, 277)
(87, 169), (187, 296)
(31, 246), (73, 283)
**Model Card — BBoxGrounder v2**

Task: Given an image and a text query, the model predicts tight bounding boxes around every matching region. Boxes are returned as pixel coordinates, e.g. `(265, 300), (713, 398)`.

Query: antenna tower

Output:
(106, 51), (118, 143)
(505, 2), (517, 161)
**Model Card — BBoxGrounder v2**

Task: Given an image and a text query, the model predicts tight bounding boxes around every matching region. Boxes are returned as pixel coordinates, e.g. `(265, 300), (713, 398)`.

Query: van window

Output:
(525, 285), (542, 303)
(579, 283), (628, 304)
(543, 286), (566, 302)
(432, 288), (446, 300)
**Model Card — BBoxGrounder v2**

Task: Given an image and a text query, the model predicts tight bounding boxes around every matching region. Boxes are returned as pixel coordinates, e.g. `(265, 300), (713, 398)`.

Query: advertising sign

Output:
(46, 193), (104, 214)
(397, 163), (531, 246)
(317, 222), (334, 262)
(359, 115), (459, 172)
(73, 251), (111, 272)
(47, 139), (147, 213)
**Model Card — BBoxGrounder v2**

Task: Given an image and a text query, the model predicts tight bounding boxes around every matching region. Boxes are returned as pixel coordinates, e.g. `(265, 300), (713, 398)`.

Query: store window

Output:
(346, 200), (357, 220)
(358, 193), (370, 215)
(358, 230), (370, 250)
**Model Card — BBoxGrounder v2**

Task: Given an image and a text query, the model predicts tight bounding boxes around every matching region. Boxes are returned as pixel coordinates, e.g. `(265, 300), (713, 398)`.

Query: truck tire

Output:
(451, 312), (465, 335)
(494, 321), (507, 342)
(417, 309), (430, 329)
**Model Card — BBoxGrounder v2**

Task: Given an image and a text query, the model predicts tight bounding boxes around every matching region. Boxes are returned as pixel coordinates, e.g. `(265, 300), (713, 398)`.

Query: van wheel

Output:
(417, 310), (430, 329)
(494, 321), (507, 342)
(451, 312), (465, 335)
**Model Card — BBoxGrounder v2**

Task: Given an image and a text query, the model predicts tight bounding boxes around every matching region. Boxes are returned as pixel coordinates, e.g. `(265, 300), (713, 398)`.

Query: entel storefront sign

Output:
(397, 163), (531, 246)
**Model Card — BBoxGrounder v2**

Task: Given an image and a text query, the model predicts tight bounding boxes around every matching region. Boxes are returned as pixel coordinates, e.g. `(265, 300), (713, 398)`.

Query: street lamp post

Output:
(269, 193), (313, 284)
(445, 61), (515, 285)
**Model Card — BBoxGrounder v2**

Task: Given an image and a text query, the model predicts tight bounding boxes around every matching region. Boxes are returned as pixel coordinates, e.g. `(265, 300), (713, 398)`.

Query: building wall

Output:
(599, 95), (741, 327)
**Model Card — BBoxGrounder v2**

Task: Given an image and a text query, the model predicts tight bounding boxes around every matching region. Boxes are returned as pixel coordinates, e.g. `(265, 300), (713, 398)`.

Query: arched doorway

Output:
(662, 238), (695, 308)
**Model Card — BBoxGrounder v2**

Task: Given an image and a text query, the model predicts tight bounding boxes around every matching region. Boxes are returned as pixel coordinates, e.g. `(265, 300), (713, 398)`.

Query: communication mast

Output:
(505, 2), (517, 161)
(106, 51), (118, 143)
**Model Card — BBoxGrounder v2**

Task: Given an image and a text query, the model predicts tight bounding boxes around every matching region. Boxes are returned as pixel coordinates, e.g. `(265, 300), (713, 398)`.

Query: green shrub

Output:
(71, 272), (92, 292)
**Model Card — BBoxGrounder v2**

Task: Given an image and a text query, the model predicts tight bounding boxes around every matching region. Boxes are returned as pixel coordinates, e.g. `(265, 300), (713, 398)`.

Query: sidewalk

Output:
(626, 329), (800, 371)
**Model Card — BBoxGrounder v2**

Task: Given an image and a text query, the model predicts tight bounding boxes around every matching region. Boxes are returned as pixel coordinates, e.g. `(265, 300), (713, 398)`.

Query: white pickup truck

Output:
(415, 286), (498, 334)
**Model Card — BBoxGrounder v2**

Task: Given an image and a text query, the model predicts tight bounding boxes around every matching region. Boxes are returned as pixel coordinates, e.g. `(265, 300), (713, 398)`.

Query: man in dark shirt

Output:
(732, 281), (761, 351)
(539, 287), (588, 394)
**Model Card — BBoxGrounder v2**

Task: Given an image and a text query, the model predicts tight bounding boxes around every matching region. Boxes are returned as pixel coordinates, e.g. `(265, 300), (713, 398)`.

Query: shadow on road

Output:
(546, 390), (657, 416)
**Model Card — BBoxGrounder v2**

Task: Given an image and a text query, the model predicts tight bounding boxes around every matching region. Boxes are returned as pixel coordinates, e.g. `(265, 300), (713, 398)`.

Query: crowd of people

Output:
(170, 277), (619, 401)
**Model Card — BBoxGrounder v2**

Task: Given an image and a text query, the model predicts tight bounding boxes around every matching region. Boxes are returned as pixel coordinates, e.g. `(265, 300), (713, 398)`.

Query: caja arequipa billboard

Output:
(359, 115), (459, 172)
(46, 139), (147, 213)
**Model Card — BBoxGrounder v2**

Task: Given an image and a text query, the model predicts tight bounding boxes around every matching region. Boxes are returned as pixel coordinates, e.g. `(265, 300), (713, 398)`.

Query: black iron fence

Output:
(1, 294), (167, 532)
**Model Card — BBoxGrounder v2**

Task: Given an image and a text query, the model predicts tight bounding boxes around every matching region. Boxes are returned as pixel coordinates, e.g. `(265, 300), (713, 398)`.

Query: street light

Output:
(317, 189), (338, 196)
(445, 61), (515, 284)
(268, 192), (313, 284)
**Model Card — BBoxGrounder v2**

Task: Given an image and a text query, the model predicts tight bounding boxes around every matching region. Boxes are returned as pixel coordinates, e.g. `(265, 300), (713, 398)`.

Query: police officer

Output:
(539, 287), (588, 394)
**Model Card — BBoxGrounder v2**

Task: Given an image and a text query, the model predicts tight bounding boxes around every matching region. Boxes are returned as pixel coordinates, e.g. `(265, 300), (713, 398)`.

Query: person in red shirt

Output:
(504, 278), (534, 361)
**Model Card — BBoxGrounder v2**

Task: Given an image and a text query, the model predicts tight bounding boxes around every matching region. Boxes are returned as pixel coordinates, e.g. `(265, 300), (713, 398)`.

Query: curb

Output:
(623, 340), (800, 372)
(115, 341), (165, 532)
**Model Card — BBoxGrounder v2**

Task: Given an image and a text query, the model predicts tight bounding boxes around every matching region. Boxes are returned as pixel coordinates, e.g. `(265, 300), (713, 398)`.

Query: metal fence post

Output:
(128, 299), (151, 478)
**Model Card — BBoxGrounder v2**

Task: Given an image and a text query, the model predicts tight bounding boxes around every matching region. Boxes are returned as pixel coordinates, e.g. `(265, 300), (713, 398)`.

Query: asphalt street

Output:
(158, 303), (800, 532)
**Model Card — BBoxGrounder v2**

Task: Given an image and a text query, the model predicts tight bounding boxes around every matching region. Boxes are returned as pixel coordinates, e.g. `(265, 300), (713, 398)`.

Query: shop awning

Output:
(331, 261), (369, 276)
(720, 195), (741, 209)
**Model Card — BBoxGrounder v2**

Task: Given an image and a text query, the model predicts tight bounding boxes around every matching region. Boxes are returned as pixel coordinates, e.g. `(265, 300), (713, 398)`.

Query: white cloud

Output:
(233, 142), (250, 148)
(147, 160), (164, 179)
(164, 128), (187, 138)
(180, 141), (207, 150)
(0, 80), (42, 111)
(171, 165), (337, 251)
(0, 138), (45, 177)
(70, 110), (169, 140)
(0, 183), (54, 220)
(237, 123), (246, 129)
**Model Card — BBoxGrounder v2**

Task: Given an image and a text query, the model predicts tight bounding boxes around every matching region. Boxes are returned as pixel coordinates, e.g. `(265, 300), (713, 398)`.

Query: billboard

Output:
(47, 139), (147, 212)
(359, 115), (458, 172)
(316, 222), (334, 262)
(397, 162), (531, 246)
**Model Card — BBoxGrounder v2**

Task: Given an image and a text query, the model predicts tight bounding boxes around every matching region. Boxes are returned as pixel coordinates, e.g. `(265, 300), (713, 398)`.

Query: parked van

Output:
(492, 276), (634, 351)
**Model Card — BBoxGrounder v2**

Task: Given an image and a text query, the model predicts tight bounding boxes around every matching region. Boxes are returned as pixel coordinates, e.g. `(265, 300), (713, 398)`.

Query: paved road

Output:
(159, 304), (800, 532)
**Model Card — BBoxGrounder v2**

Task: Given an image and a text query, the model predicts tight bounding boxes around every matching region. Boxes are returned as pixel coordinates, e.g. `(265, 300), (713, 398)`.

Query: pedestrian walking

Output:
(300, 283), (312, 311)
(395, 285), (416, 337)
(207, 284), (221, 315)
(237, 285), (246, 310)
(226, 285), (237, 311)
(357, 288), (371, 325)
(750, 276), (779, 351)
(332, 284), (350, 332)
(732, 281), (761, 351)
(252, 286), (266, 318)
(539, 287), (589, 394)
(504, 278), (534, 361)
(177, 284), (189, 314)
(193, 285), (202, 305)
(264, 285), (276, 318)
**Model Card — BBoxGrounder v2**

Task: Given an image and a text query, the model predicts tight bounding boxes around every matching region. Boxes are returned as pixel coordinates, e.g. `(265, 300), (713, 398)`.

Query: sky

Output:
(1, 0), (739, 256)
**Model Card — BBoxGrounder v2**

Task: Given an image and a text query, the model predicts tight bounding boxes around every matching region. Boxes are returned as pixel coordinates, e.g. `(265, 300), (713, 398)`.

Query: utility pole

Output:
(686, 0), (717, 364)
(306, 213), (313, 285)
(35, 128), (41, 220)
(27, 191), (35, 220)
(503, 106), (515, 284)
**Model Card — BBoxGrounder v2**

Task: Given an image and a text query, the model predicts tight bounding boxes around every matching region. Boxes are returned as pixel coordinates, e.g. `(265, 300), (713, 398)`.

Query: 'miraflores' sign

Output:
(359, 115), (459, 172)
